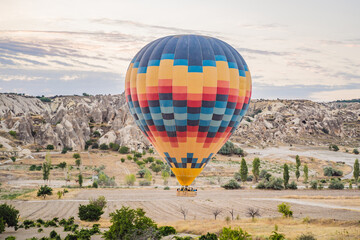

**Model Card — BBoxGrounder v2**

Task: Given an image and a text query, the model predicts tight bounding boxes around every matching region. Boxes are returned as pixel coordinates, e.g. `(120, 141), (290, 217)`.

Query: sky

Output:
(0, 0), (359, 101)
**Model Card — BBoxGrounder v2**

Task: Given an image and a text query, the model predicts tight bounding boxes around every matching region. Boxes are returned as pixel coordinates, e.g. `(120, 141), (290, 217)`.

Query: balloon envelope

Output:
(125, 35), (252, 186)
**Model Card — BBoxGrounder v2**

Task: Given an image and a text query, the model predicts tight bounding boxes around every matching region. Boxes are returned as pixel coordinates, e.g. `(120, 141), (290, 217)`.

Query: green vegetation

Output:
(8, 130), (17, 138)
(75, 159), (81, 167)
(78, 202), (104, 221)
(37, 185), (53, 199)
(287, 181), (297, 189)
(323, 166), (343, 176)
(240, 158), (248, 183)
(58, 161), (67, 169)
(100, 143), (109, 150)
(269, 231), (286, 240)
(219, 227), (251, 240)
(72, 153), (80, 159)
(303, 164), (309, 183)
(119, 146), (130, 154)
(278, 203), (293, 218)
(252, 158), (260, 182)
(93, 131), (101, 138)
(125, 174), (136, 186)
(256, 177), (284, 190)
(42, 153), (51, 182)
(218, 141), (244, 156)
(295, 155), (301, 181)
(0, 203), (19, 231)
(353, 149), (359, 155)
(46, 144), (54, 150)
(78, 174), (83, 187)
(10, 156), (16, 162)
(328, 179), (344, 189)
(296, 233), (316, 240)
(222, 179), (241, 189)
(109, 142), (120, 151)
(103, 207), (157, 240)
(283, 163), (289, 188)
(354, 159), (359, 183)
(329, 144), (339, 151)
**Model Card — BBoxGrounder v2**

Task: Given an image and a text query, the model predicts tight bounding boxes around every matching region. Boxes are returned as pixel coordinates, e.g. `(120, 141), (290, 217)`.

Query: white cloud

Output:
(309, 89), (360, 102)
(60, 75), (80, 81)
(0, 74), (44, 81)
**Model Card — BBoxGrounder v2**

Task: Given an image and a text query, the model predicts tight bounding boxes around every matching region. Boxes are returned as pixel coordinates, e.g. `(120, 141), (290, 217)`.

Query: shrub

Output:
(164, 186), (170, 190)
(256, 177), (284, 190)
(296, 233), (317, 240)
(109, 142), (120, 151)
(0, 204), (19, 230)
(29, 165), (37, 171)
(58, 162), (67, 169)
(310, 180), (318, 189)
(278, 203), (293, 218)
(89, 196), (107, 210)
(92, 142), (99, 149)
(78, 204), (104, 221)
(136, 160), (145, 166)
(37, 185), (53, 199)
(328, 179), (344, 189)
(121, 158), (125, 163)
(0, 217), (5, 234)
(10, 156), (16, 162)
(98, 172), (116, 187)
(219, 227), (251, 240)
(329, 144), (339, 151)
(125, 174), (136, 186)
(5, 236), (16, 240)
(199, 232), (218, 240)
(158, 226), (176, 236)
(287, 181), (297, 190)
(260, 169), (272, 181)
(73, 153), (80, 159)
(119, 146), (130, 154)
(8, 130), (17, 138)
(269, 231), (286, 240)
(100, 143), (109, 150)
(50, 230), (58, 238)
(93, 131), (101, 137)
(221, 179), (241, 189)
(0, 144), (3, 148)
(139, 180), (151, 186)
(323, 167), (343, 176)
(46, 144), (54, 150)
(353, 149), (359, 155)
(92, 181), (98, 188)
(133, 152), (143, 158)
(103, 207), (157, 240)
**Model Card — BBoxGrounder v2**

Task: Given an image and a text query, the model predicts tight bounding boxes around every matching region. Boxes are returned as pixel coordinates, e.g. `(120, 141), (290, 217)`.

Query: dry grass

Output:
(282, 195), (360, 200)
(164, 218), (360, 240)
(79, 218), (111, 228)
(16, 188), (80, 200)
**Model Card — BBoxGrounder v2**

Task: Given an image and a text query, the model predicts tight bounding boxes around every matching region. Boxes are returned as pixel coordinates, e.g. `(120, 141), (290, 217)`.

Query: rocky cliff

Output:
(0, 93), (359, 151)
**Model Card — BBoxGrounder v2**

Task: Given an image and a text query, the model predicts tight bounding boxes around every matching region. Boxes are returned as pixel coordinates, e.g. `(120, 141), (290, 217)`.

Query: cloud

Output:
(320, 40), (360, 48)
(0, 57), (16, 65)
(309, 89), (360, 102)
(239, 23), (286, 30)
(60, 74), (80, 81)
(0, 74), (45, 81)
(237, 47), (289, 56)
(50, 60), (73, 67)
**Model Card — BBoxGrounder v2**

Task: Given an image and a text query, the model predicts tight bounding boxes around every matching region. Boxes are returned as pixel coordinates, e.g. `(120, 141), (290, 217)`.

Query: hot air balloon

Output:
(125, 35), (251, 189)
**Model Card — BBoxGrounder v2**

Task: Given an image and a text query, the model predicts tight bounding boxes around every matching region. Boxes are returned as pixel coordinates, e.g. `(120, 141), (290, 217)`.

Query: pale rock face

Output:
(0, 94), (359, 150)
(19, 148), (32, 157)
(99, 130), (117, 146)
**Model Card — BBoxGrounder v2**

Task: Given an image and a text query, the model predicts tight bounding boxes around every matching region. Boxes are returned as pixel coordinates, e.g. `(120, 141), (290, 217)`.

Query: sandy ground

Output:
(2, 189), (359, 223)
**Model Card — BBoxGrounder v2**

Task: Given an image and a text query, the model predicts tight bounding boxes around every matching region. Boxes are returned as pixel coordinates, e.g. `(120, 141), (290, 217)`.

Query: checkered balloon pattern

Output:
(125, 35), (252, 186)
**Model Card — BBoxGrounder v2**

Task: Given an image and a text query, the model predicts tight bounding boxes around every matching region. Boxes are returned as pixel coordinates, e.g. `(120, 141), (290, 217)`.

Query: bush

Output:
(92, 181), (98, 188)
(8, 130), (17, 138)
(46, 144), (54, 150)
(37, 185), (53, 199)
(218, 141), (244, 157)
(93, 131), (101, 137)
(119, 146), (130, 154)
(100, 143), (109, 150)
(278, 203), (293, 218)
(164, 186), (170, 190)
(125, 174), (136, 186)
(269, 231), (286, 240)
(11, 156), (16, 162)
(296, 233), (317, 240)
(329, 144), (339, 151)
(221, 179), (241, 189)
(29, 165), (37, 171)
(287, 181), (297, 190)
(256, 177), (284, 190)
(323, 167), (343, 176)
(0, 217), (5, 234)
(121, 158), (125, 163)
(139, 180), (151, 186)
(260, 169), (272, 181)
(133, 152), (143, 158)
(310, 180), (318, 190)
(109, 143), (120, 151)
(103, 207), (157, 240)
(353, 149), (359, 155)
(158, 226), (176, 236)
(5, 236), (16, 240)
(0, 144), (3, 148)
(78, 204), (104, 221)
(89, 196), (107, 210)
(219, 227), (251, 240)
(73, 153), (80, 159)
(98, 172), (116, 187)
(92, 142), (99, 149)
(199, 232), (218, 240)
(0, 203), (19, 230)
(328, 179), (344, 189)
(58, 161), (67, 169)
(50, 230), (58, 238)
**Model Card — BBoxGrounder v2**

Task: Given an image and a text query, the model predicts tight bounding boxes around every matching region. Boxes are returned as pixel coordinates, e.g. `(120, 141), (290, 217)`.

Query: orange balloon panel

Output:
(125, 35), (252, 186)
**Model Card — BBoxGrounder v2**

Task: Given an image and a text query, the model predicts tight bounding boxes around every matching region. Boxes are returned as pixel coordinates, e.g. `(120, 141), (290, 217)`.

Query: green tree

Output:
(100, 143), (109, 150)
(103, 207), (157, 240)
(161, 171), (169, 185)
(73, 153), (81, 159)
(75, 159), (81, 167)
(303, 164), (309, 183)
(46, 144), (54, 150)
(240, 158), (248, 183)
(295, 155), (301, 181)
(277, 203), (293, 218)
(0, 217), (5, 234)
(354, 159), (359, 183)
(219, 227), (251, 240)
(283, 164), (289, 188)
(42, 153), (51, 182)
(37, 185), (53, 199)
(78, 204), (104, 221)
(58, 162), (67, 169)
(125, 174), (136, 186)
(0, 204), (19, 231)
(148, 148), (154, 155)
(145, 171), (152, 183)
(78, 174), (83, 187)
(252, 158), (260, 182)
(152, 165), (162, 175)
(119, 146), (130, 154)
(8, 130), (17, 138)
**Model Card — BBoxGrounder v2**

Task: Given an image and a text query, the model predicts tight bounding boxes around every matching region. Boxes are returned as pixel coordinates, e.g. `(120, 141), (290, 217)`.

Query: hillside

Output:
(0, 93), (359, 152)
